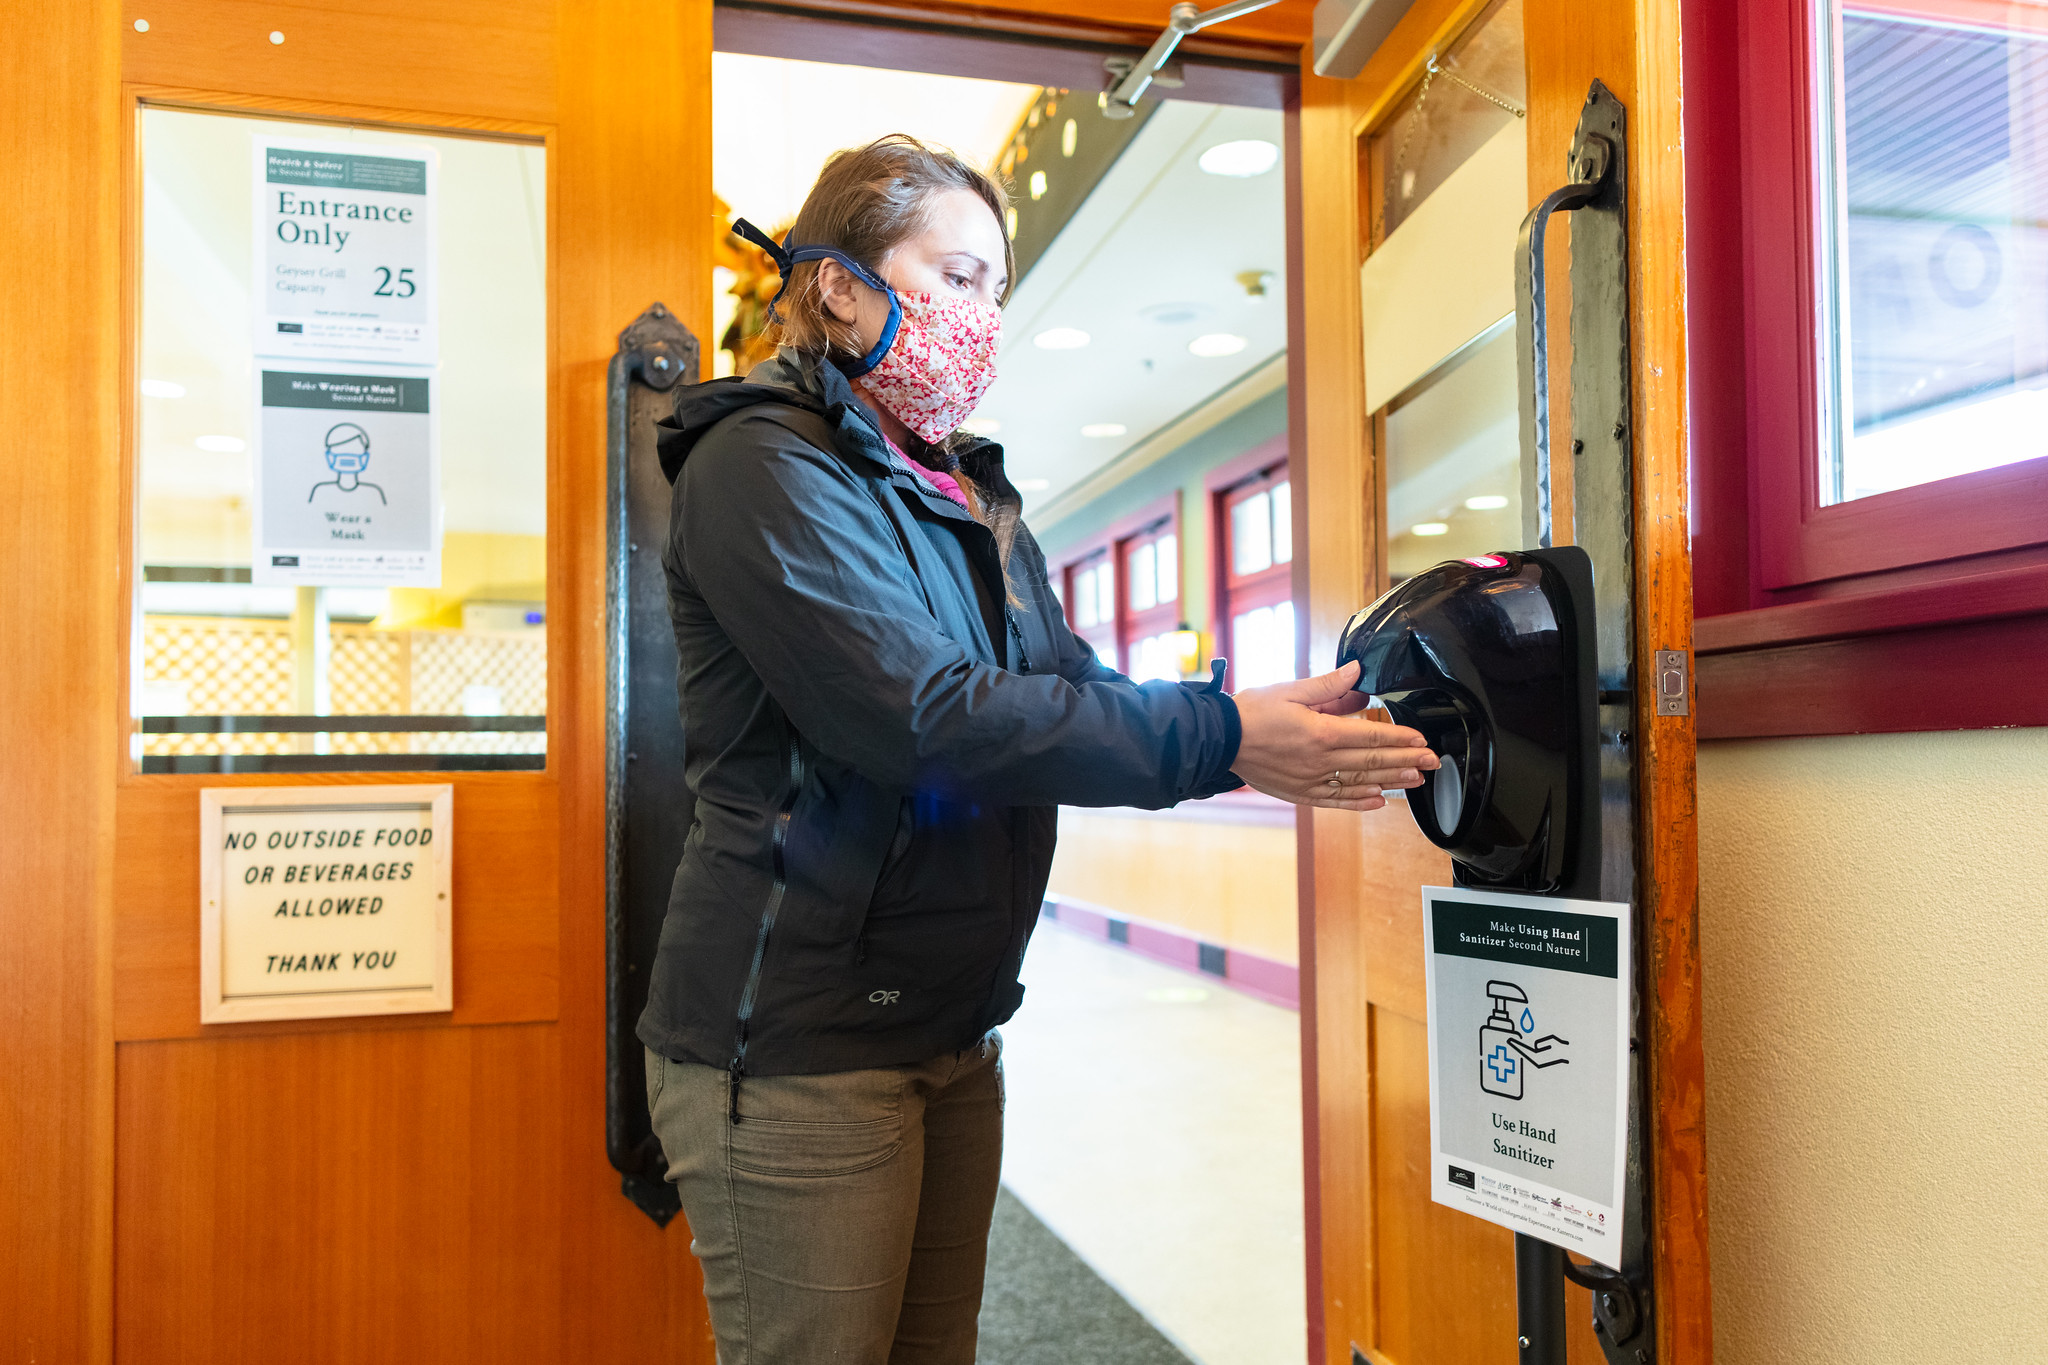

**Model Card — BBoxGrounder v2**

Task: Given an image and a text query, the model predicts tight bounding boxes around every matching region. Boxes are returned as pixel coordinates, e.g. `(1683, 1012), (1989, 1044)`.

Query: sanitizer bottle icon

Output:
(1480, 980), (1571, 1101)
(1481, 981), (1530, 1100)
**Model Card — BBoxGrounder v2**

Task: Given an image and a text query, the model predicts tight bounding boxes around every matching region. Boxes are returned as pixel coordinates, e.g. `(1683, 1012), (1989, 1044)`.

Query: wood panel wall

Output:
(0, 4), (122, 1359)
(1296, 0), (1710, 1361)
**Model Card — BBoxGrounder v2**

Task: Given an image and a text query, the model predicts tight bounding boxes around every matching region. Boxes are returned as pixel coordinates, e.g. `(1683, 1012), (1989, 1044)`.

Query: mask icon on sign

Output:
(309, 421), (387, 504)
(1479, 980), (1571, 1101)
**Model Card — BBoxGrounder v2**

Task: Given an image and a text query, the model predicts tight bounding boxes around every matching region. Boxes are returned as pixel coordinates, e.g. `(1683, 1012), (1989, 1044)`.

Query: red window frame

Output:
(1054, 494), (1179, 676)
(1060, 549), (1116, 667)
(1685, 0), (2048, 737)
(1118, 519), (1183, 679)
(1211, 440), (1293, 692)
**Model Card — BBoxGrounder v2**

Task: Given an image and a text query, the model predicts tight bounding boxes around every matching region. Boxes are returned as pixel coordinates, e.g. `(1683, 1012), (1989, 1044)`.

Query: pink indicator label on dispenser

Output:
(1462, 555), (1509, 569)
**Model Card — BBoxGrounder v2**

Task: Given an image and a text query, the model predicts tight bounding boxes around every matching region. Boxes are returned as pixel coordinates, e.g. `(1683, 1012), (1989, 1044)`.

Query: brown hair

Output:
(770, 134), (1014, 360)
(769, 135), (1022, 583)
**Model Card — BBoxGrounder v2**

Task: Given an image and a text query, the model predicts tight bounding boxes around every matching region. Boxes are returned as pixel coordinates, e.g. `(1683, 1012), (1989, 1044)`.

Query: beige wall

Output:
(1047, 807), (1299, 963)
(1698, 727), (2048, 1362)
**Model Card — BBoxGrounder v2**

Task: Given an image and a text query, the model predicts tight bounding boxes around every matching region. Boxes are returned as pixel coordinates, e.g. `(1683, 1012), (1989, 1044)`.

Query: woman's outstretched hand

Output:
(1230, 660), (1439, 811)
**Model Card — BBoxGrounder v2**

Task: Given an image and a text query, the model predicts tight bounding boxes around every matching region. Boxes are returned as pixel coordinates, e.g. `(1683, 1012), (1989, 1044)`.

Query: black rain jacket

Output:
(635, 350), (1244, 1081)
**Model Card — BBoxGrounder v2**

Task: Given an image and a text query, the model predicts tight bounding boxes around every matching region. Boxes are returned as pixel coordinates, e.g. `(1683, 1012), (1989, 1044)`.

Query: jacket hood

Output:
(655, 348), (1019, 512)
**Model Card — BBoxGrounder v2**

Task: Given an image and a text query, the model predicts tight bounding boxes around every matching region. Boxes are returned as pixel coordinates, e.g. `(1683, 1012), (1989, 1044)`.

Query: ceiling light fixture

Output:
(1080, 422), (1128, 438)
(141, 378), (185, 399)
(1033, 327), (1091, 350)
(1464, 494), (1510, 511)
(959, 417), (1002, 436)
(1198, 139), (1280, 177)
(1030, 169), (1047, 201)
(195, 434), (245, 453)
(1411, 522), (1450, 537)
(1188, 333), (1247, 358)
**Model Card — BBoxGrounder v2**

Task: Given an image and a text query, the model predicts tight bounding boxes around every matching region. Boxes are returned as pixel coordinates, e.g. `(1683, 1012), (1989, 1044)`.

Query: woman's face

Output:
(819, 187), (1008, 351)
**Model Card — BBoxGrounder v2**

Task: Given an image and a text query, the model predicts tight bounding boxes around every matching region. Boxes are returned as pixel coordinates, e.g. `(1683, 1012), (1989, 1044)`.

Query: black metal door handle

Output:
(1514, 133), (1612, 548)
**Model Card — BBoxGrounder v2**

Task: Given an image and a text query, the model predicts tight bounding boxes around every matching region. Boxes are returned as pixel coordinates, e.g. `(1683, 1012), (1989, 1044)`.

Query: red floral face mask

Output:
(855, 291), (1004, 445)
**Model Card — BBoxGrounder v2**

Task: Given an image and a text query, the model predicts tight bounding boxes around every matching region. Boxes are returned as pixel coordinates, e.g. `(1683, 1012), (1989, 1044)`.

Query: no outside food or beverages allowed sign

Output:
(199, 785), (453, 1024)
(1422, 884), (1632, 1269)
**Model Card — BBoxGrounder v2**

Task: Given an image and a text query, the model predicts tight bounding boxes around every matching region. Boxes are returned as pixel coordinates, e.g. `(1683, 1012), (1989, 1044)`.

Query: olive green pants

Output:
(645, 1033), (1004, 1365)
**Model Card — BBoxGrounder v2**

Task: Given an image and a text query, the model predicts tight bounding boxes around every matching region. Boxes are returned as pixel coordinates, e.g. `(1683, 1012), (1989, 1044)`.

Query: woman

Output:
(642, 135), (1436, 1364)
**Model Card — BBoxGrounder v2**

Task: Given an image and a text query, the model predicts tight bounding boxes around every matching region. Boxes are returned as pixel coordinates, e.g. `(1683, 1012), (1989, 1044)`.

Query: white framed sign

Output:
(251, 366), (440, 587)
(253, 136), (438, 365)
(1423, 885), (1632, 1269)
(200, 785), (453, 1023)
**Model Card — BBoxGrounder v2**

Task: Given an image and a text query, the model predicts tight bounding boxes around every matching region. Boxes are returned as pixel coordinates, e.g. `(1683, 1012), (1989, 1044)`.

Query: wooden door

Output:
(3, 3), (719, 1360)
(1294, 2), (1710, 1362)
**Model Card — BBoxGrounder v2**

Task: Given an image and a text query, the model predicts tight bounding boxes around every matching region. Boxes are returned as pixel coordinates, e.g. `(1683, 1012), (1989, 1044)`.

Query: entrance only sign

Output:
(199, 785), (453, 1023)
(1422, 885), (1632, 1269)
(252, 138), (438, 366)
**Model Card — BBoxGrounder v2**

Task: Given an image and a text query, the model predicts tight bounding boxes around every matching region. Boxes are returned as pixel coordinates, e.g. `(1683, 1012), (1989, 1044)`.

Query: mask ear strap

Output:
(731, 217), (900, 374)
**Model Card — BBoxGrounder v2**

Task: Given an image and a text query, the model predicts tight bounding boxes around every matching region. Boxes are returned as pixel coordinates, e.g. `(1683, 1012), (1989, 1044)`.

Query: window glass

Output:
(136, 108), (546, 772)
(1094, 560), (1116, 626)
(1383, 327), (1521, 581)
(1229, 601), (1296, 690)
(1129, 541), (1158, 611)
(1073, 564), (1100, 627)
(1372, 0), (1525, 243)
(1231, 491), (1273, 575)
(1154, 532), (1179, 603)
(1820, 4), (2048, 502)
(1128, 632), (1179, 685)
(1270, 483), (1292, 565)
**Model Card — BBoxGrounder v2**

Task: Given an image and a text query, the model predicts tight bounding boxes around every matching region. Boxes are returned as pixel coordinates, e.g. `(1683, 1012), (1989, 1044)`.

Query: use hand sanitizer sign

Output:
(1423, 885), (1632, 1269)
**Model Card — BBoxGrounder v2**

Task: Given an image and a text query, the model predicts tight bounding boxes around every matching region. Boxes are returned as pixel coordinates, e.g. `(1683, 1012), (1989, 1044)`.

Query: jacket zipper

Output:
(1006, 611), (1032, 674)
(727, 731), (804, 1123)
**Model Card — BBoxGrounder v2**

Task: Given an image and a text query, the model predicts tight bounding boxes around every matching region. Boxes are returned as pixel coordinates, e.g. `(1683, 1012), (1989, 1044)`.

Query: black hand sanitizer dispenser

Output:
(1335, 546), (1600, 898)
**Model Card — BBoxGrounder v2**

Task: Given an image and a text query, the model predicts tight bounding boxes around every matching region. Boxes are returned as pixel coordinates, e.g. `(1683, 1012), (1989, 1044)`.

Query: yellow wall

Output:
(1698, 727), (2048, 1362)
(1047, 807), (1299, 963)
(379, 531), (547, 628)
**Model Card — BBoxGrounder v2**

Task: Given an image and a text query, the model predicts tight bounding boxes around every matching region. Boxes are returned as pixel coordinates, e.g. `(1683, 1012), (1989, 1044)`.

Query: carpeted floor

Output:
(977, 1186), (1198, 1365)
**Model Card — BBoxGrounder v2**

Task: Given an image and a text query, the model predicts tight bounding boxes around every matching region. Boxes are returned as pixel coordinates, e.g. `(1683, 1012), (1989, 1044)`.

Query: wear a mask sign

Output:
(254, 372), (438, 586)
(251, 137), (440, 588)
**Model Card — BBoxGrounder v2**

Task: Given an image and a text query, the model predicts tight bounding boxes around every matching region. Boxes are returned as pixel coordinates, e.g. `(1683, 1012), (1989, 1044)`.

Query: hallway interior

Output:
(987, 914), (1307, 1365)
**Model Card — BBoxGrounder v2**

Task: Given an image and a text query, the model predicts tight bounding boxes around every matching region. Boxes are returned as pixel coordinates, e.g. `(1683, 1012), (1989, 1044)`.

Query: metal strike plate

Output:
(1653, 649), (1689, 717)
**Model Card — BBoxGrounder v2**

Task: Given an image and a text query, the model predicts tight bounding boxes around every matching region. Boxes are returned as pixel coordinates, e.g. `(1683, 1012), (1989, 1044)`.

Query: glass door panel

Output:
(135, 108), (547, 772)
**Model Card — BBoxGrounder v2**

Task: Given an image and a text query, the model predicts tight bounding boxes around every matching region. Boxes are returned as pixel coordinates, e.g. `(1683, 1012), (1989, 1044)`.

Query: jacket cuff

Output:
(1186, 660), (1244, 796)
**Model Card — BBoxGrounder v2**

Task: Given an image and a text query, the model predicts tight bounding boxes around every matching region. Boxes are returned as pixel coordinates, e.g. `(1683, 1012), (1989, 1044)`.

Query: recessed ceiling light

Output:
(1080, 422), (1127, 438)
(1465, 494), (1510, 511)
(1198, 139), (1279, 178)
(1188, 333), (1247, 358)
(1411, 522), (1450, 537)
(1015, 478), (1051, 492)
(1033, 327), (1090, 350)
(195, 434), (245, 453)
(959, 417), (1001, 436)
(1030, 169), (1047, 201)
(141, 379), (185, 399)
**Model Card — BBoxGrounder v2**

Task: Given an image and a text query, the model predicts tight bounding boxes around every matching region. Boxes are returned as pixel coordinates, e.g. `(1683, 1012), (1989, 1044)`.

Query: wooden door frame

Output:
(1294, 1), (1710, 1361)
